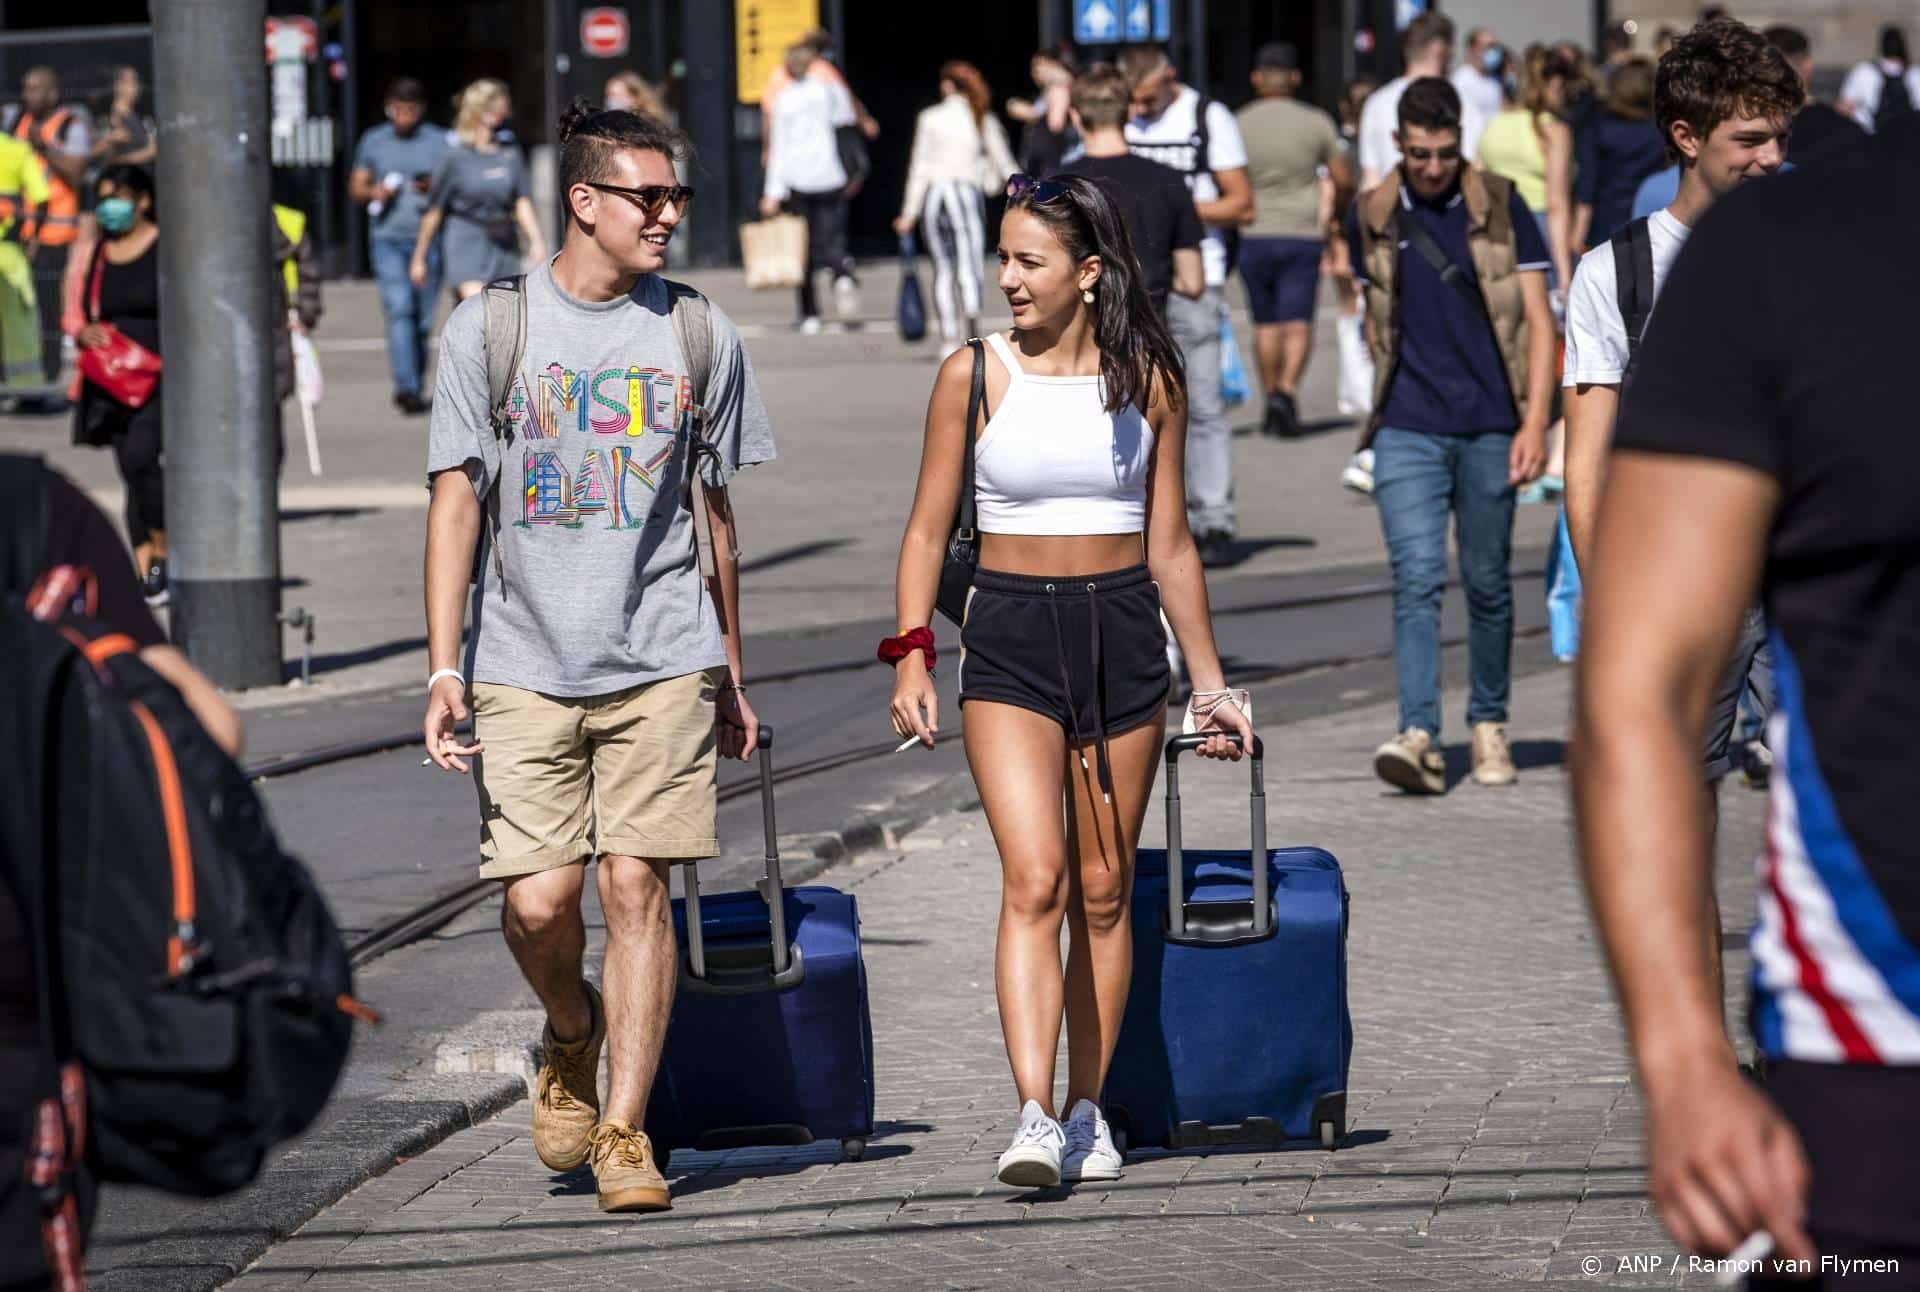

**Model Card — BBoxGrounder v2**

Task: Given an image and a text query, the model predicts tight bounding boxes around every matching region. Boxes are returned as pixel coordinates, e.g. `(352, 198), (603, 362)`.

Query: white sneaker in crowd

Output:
(1341, 449), (1375, 497)
(797, 316), (824, 336)
(832, 274), (860, 319)
(1060, 1099), (1124, 1182)
(995, 1099), (1064, 1188)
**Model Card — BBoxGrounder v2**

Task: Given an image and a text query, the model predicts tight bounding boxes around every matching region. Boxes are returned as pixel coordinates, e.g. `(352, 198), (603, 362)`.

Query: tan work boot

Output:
(532, 980), (604, 1172)
(1471, 722), (1517, 786)
(588, 1119), (672, 1213)
(1373, 728), (1445, 795)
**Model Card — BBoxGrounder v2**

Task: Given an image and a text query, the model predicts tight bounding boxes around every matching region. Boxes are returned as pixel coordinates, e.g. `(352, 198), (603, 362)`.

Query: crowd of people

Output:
(6, 12), (1920, 1289)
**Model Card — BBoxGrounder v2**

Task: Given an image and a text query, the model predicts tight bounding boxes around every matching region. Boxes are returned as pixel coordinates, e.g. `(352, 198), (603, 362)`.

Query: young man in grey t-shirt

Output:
(422, 104), (775, 1213)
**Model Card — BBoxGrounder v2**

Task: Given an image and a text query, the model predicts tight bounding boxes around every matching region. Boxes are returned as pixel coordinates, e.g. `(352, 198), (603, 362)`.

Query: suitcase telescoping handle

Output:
(1163, 733), (1272, 945)
(683, 724), (801, 992)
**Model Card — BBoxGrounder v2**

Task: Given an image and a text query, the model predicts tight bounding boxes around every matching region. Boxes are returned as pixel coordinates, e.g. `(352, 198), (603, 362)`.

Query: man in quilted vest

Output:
(1343, 76), (1554, 795)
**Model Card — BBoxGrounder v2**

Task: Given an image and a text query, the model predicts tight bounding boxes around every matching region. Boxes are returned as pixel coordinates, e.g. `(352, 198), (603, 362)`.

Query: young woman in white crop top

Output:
(883, 174), (1252, 1188)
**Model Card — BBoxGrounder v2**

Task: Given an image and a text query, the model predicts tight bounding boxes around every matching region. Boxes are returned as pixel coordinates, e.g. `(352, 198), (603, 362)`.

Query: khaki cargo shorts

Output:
(470, 667), (726, 879)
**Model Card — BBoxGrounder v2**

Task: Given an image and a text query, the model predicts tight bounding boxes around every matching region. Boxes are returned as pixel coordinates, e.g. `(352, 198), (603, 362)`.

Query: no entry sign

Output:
(580, 7), (631, 59)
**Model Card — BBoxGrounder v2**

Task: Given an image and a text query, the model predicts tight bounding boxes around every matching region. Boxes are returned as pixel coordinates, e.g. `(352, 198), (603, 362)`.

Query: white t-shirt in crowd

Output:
(1125, 86), (1248, 288)
(1562, 207), (1691, 387)
(1450, 64), (1504, 153)
(1357, 75), (1486, 184)
(763, 76), (854, 201)
(1839, 59), (1920, 130)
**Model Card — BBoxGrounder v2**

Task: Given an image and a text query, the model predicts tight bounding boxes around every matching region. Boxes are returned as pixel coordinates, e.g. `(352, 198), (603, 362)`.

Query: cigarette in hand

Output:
(894, 735), (923, 753)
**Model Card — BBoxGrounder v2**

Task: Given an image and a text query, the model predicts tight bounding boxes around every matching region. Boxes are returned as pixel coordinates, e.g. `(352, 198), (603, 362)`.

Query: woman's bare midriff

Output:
(978, 532), (1145, 577)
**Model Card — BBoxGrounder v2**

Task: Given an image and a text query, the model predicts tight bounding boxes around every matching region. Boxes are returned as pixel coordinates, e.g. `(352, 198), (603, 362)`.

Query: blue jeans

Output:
(1373, 427), (1518, 740)
(1166, 286), (1233, 537)
(369, 237), (441, 397)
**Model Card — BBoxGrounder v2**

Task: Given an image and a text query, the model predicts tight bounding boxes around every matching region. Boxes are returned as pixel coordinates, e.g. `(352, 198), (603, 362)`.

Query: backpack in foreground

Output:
(1877, 67), (1915, 130)
(0, 456), (365, 1203)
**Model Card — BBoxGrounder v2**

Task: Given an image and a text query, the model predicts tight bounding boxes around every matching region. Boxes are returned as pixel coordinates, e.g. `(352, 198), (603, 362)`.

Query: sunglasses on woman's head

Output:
(584, 181), (696, 215)
(1006, 173), (1071, 204)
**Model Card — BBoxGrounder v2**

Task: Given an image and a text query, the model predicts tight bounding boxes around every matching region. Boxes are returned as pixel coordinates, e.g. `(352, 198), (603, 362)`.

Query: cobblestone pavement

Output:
(230, 668), (1765, 1290)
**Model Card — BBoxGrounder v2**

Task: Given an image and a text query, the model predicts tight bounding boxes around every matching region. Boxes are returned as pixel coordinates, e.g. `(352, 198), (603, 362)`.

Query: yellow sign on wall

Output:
(736, 0), (821, 104)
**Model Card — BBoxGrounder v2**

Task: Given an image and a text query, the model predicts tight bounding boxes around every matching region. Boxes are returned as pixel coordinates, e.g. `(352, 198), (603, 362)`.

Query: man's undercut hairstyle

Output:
(558, 96), (690, 196)
(386, 76), (427, 105)
(1655, 19), (1802, 163)
(1070, 63), (1131, 130)
(1397, 75), (1463, 135)
(1117, 44), (1171, 91)
(1764, 25), (1810, 62)
(1401, 12), (1455, 62)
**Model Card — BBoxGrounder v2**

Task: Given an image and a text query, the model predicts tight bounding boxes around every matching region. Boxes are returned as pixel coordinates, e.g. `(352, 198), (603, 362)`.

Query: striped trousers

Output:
(924, 179), (987, 343)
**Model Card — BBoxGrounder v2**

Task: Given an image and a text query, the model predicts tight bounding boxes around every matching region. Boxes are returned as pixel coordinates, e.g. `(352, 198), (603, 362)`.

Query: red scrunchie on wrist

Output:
(877, 627), (937, 672)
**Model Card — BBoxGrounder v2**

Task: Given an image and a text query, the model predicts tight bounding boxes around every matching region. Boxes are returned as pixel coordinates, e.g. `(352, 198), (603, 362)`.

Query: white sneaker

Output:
(797, 316), (824, 336)
(832, 275), (860, 319)
(995, 1099), (1064, 1188)
(1060, 1099), (1123, 1182)
(1341, 449), (1375, 497)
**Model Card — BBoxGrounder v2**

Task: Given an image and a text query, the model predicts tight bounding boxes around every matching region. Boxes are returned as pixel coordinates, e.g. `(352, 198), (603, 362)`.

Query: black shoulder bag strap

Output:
(1394, 203), (1489, 319)
(1611, 216), (1655, 382)
(956, 338), (983, 541)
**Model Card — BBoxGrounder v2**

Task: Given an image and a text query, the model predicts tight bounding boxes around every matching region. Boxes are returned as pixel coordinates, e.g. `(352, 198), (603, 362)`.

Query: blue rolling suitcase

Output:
(643, 726), (876, 1166)
(1102, 734), (1352, 1155)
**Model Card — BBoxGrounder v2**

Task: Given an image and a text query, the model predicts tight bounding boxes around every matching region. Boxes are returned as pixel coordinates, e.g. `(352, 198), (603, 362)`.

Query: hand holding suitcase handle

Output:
(1163, 733), (1271, 944)
(683, 724), (803, 993)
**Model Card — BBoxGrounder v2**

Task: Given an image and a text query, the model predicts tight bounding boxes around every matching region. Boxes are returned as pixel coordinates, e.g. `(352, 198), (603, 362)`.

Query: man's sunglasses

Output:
(1006, 173), (1071, 204)
(1404, 146), (1461, 163)
(584, 181), (696, 215)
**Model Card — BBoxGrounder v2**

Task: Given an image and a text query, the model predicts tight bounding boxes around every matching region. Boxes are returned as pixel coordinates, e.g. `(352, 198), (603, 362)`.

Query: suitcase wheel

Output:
(1111, 1125), (1130, 1158)
(1318, 1121), (1338, 1151)
(658, 1146), (672, 1175)
(841, 1137), (866, 1163)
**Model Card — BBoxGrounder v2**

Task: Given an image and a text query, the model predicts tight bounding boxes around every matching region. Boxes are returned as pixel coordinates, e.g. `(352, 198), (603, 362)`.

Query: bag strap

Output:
(1611, 216), (1654, 378)
(1192, 95), (1214, 178)
(478, 274), (527, 594)
(955, 339), (984, 539)
(663, 279), (723, 579)
(1394, 203), (1488, 318)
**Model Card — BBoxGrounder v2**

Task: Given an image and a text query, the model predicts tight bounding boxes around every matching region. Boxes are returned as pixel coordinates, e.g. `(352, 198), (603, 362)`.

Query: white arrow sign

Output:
(1078, 0), (1117, 42)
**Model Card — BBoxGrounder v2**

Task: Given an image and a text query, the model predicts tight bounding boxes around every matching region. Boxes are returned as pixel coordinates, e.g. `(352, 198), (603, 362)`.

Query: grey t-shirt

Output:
(427, 264), (777, 696)
(352, 121), (450, 244)
(427, 144), (528, 246)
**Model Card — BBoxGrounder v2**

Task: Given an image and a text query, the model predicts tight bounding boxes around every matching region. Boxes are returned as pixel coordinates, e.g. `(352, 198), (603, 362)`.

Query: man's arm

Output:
(1509, 271), (1553, 483)
(348, 165), (392, 207)
(1573, 449), (1812, 1262)
(702, 484), (759, 761)
(1197, 166), (1253, 227)
(1562, 382), (1617, 567)
(422, 470), (482, 772)
(1171, 247), (1204, 300)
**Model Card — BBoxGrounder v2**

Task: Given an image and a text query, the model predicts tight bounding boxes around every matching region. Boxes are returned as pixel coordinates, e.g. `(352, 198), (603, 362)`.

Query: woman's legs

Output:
(112, 408), (165, 571)
(965, 700), (1071, 1114)
(927, 185), (962, 345)
(1061, 714), (1164, 1110)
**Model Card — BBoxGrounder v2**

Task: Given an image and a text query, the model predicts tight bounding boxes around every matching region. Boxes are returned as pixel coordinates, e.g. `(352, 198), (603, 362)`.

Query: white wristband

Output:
(427, 668), (465, 692)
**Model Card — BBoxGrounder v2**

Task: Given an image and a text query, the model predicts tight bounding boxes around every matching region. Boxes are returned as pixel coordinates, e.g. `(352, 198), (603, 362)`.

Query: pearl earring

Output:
(1082, 288), (1095, 304)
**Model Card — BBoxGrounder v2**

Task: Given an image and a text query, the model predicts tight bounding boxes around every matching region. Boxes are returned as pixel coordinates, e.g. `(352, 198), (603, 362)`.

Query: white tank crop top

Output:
(974, 332), (1155, 535)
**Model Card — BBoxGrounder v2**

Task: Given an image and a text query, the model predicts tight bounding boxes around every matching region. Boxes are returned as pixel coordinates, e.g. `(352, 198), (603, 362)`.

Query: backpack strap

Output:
(1192, 96), (1213, 179)
(663, 278), (723, 580)
(478, 275), (527, 595)
(1611, 216), (1655, 380)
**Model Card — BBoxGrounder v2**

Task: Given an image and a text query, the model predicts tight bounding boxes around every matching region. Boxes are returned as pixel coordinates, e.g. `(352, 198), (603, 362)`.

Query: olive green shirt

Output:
(1237, 97), (1341, 241)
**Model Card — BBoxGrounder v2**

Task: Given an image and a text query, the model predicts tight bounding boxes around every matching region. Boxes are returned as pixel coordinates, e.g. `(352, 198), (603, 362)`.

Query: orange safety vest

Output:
(13, 109), (80, 245)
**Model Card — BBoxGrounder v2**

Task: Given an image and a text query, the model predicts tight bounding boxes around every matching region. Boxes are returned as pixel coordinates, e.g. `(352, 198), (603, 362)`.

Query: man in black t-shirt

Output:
(1575, 122), (1920, 1282)
(1061, 62), (1203, 317)
(1764, 25), (1868, 165)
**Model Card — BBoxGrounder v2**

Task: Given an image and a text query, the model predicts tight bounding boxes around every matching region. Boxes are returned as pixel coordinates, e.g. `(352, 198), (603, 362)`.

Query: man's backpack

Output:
(477, 275), (728, 594)
(1611, 216), (1656, 388)
(1877, 66), (1915, 129)
(0, 456), (364, 1209)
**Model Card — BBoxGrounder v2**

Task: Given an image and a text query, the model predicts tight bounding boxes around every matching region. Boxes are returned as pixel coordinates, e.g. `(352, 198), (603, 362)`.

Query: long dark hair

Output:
(1004, 174), (1185, 416)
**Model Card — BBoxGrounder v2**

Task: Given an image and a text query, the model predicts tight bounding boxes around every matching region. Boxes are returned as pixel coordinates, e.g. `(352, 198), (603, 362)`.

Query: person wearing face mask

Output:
(604, 71), (668, 122)
(70, 164), (167, 606)
(421, 99), (774, 1216)
(411, 79), (545, 304)
(1451, 28), (1507, 156)
(1345, 77), (1554, 796)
